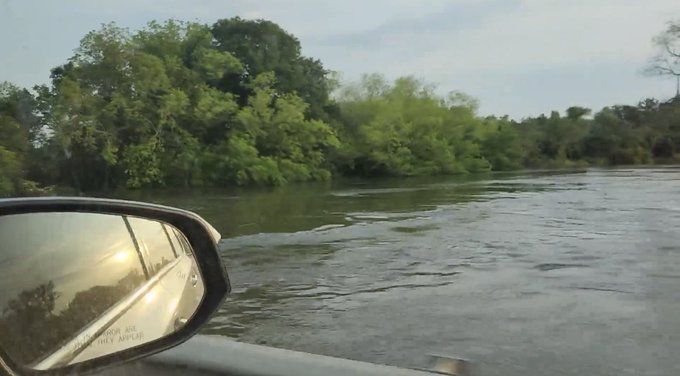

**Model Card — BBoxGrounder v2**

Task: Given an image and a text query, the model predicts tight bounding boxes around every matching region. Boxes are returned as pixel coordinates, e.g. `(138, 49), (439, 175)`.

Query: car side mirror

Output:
(0, 197), (230, 375)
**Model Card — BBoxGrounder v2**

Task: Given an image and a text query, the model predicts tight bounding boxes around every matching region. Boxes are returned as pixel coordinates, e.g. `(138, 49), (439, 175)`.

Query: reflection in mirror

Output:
(0, 212), (205, 370)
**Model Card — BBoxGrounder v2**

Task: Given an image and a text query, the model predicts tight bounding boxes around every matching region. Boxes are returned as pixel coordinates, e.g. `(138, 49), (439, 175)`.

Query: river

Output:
(119, 167), (680, 376)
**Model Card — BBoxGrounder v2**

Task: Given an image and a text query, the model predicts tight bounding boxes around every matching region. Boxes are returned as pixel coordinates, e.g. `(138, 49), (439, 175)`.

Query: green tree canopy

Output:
(0, 82), (41, 196)
(333, 74), (492, 176)
(211, 17), (333, 120)
(36, 21), (245, 189)
(203, 72), (339, 186)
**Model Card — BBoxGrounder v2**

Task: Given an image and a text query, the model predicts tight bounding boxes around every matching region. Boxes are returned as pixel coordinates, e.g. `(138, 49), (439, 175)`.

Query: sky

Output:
(1, 0), (679, 118)
(0, 212), (139, 312)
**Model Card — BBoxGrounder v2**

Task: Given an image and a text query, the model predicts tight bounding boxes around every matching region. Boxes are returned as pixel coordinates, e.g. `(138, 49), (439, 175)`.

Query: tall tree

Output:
(0, 82), (40, 196)
(203, 72), (339, 186)
(211, 17), (333, 120)
(39, 21), (243, 189)
(334, 74), (490, 176)
(647, 20), (680, 98)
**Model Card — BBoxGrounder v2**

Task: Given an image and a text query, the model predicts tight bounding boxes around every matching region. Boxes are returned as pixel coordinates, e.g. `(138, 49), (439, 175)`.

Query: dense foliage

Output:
(1, 18), (680, 195)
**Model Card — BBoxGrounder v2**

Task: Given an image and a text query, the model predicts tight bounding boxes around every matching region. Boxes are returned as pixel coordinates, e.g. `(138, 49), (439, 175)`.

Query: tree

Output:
(479, 117), (523, 171)
(211, 17), (333, 120)
(38, 21), (243, 189)
(0, 282), (60, 364)
(203, 73), (339, 186)
(566, 106), (592, 121)
(516, 109), (590, 164)
(333, 74), (490, 177)
(0, 82), (42, 196)
(647, 20), (680, 98)
(642, 99), (680, 160)
(582, 106), (650, 165)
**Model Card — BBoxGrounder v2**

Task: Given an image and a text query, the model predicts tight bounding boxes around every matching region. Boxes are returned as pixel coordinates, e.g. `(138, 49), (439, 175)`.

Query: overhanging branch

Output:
(665, 44), (680, 59)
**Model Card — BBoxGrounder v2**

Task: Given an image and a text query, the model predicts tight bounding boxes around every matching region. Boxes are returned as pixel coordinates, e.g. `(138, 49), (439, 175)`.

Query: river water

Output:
(122, 167), (680, 376)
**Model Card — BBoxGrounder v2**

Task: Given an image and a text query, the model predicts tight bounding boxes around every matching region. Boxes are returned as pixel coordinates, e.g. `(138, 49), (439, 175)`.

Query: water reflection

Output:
(128, 217), (176, 275)
(105, 173), (519, 238)
(0, 213), (142, 312)
(0, 213), (147, 365)
(112, 171), (590, 240)
(0, 212), (205, 368)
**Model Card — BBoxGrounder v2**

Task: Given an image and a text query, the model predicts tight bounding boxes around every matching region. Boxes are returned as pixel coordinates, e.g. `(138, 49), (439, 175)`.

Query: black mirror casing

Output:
(0, 197), (230, 376)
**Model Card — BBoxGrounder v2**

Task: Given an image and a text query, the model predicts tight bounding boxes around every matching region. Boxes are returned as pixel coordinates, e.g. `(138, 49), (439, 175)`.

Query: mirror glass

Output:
(0, 212), (205, 370)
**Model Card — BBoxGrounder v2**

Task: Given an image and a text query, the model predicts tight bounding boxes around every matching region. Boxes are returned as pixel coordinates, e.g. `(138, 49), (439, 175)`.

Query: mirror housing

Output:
(0, 197), (230, 376)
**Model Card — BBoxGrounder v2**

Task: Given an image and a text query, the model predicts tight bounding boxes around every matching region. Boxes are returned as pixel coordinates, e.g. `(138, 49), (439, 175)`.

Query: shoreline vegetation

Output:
(1, 18), (680, 197)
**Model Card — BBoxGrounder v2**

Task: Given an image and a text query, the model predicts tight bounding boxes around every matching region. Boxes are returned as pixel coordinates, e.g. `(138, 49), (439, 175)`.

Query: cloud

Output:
(311, 0), (519, 50)
(430, 0), (677, 70)
(298, 0), (680, 117)
(310, 0), (679, 75)
(1, 0), (680, 117)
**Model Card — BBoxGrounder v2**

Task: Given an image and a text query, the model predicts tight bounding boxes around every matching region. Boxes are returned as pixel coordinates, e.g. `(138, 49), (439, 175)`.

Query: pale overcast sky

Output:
(1, 0), (679, 118)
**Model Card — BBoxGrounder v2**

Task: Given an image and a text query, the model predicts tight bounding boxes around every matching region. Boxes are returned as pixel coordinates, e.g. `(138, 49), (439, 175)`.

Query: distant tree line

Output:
(1, 18), (680, 196)
(0, 271), (144, 365)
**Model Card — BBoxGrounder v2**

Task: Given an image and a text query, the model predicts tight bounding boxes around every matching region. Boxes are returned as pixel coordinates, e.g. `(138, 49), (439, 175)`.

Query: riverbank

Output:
(33, 161), (679, 200)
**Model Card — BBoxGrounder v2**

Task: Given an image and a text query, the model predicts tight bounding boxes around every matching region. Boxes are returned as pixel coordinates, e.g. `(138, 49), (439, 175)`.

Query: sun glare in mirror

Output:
(0, 212), (206, 370)
(112, 250), (130, 263)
